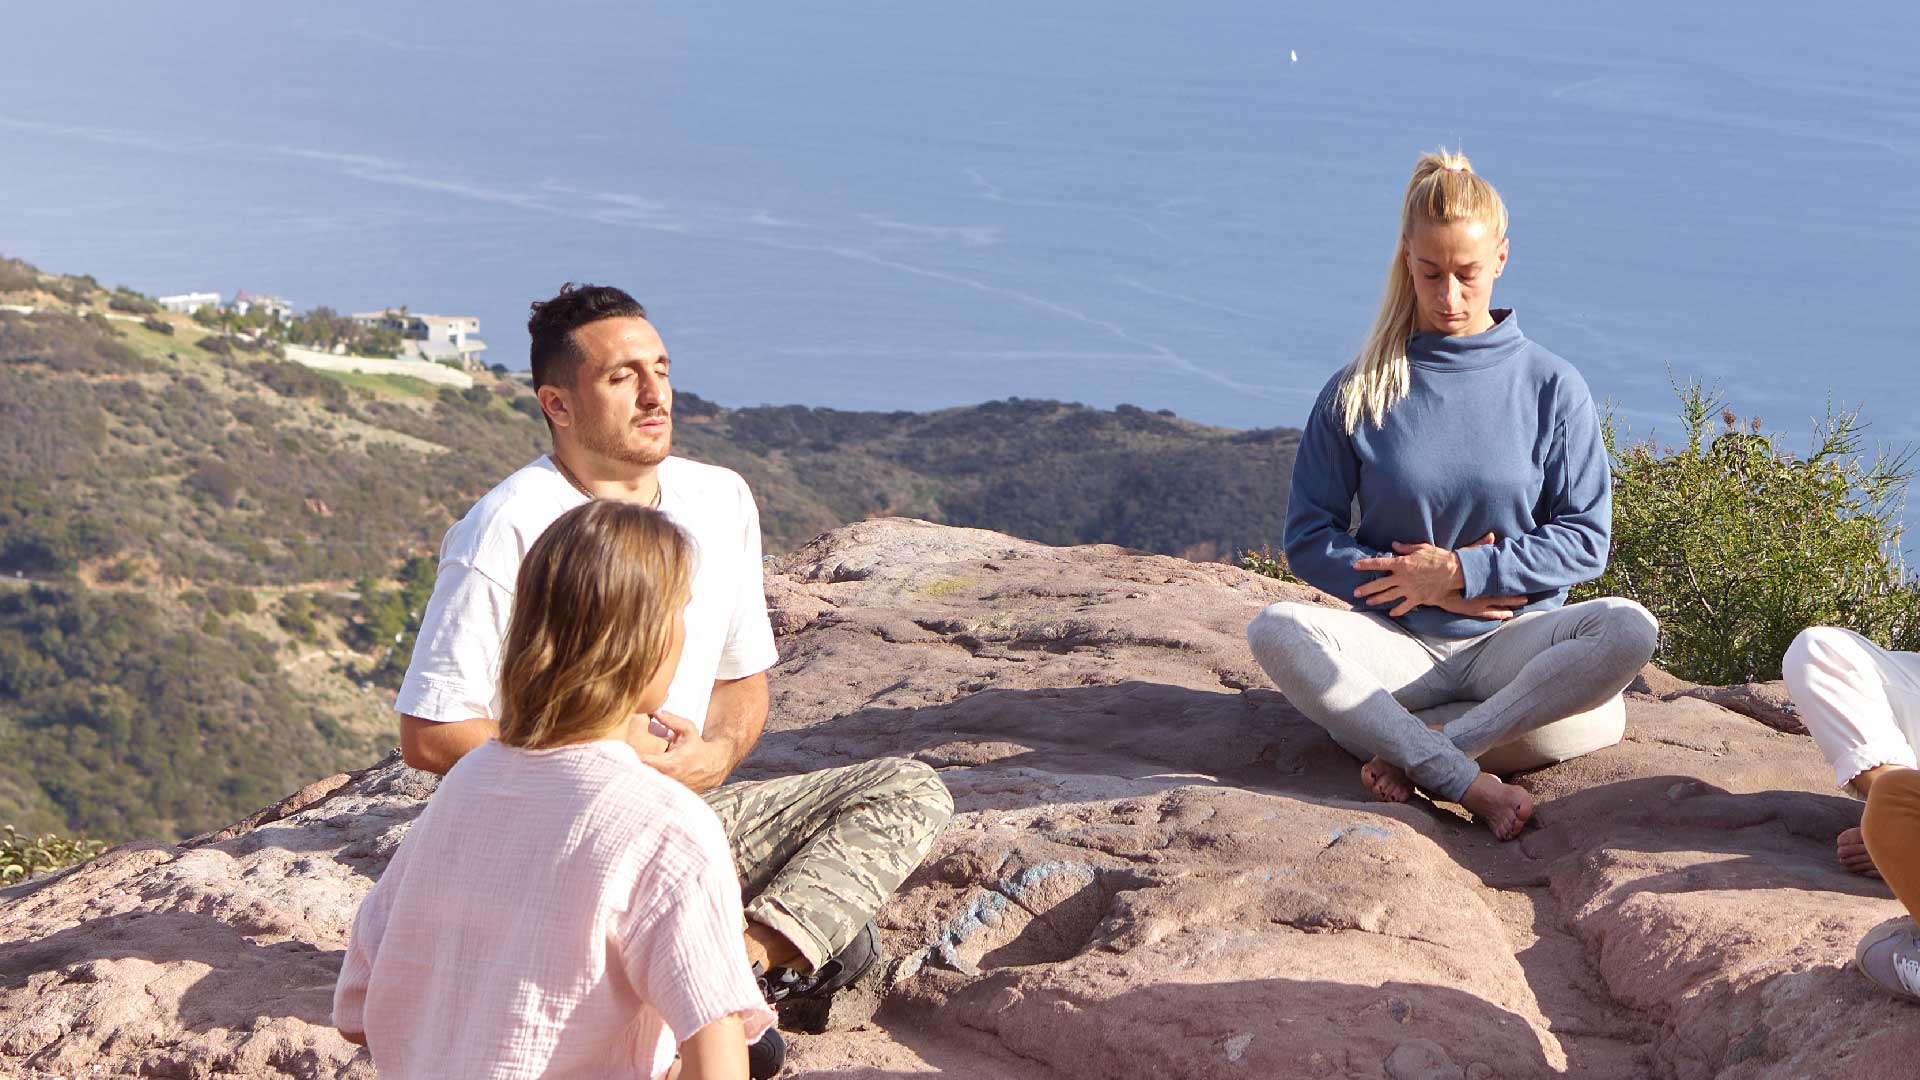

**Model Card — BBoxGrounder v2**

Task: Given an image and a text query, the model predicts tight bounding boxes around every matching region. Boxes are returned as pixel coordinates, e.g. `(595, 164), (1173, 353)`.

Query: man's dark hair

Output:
(527, 283), (648, 389)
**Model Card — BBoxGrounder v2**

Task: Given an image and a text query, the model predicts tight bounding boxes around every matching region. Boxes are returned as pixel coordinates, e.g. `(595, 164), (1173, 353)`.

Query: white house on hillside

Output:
(231, 289), (293, 323)
(157, 291), (220, 315)
(350, 308), (489, 369)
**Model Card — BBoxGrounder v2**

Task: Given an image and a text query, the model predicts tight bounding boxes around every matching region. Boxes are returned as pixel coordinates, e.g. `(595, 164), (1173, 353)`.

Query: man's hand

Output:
(637, 711), (736, 794)
(623, 714), (673, 759)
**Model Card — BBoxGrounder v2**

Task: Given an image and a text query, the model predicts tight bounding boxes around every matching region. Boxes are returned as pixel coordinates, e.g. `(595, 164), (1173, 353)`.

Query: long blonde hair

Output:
(1337, 149), (1510, 433)
(498, 501), (693, 750)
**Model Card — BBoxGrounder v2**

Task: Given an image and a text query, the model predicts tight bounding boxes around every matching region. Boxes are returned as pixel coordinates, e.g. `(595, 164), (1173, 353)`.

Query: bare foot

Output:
(1458, 772), (1534, 841)
(1360, 757), (1413, 803)
(1837, 827), (1884, 878)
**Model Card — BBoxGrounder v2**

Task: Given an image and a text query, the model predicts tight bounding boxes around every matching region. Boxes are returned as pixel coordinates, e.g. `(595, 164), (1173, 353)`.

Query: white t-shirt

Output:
(333, 739), (775, 1079)
(395, 455), (779, 733)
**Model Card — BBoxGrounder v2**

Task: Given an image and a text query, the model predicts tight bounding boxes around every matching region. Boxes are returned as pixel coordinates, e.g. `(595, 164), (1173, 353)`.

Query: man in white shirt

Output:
(395, 283), (953, 1007)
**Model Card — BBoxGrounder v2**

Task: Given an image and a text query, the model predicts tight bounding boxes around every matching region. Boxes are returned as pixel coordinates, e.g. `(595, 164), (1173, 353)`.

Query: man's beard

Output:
(579, 412), (671, 467)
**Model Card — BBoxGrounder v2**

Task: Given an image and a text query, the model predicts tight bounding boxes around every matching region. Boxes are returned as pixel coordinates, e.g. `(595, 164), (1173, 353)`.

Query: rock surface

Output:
(2, 518), (1914, 1079)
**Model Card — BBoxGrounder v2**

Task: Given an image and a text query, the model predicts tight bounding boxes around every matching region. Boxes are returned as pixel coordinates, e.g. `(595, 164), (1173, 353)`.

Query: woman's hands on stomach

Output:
(1352, 533), (1528, 620)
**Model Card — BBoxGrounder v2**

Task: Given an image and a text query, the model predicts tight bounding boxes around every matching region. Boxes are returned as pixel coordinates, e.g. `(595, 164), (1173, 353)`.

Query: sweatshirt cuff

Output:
(1456, 544), (1494, 600)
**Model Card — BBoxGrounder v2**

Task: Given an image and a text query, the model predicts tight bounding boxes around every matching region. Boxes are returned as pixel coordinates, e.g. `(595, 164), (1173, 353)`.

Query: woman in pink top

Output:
(334, 501), (776, 1080)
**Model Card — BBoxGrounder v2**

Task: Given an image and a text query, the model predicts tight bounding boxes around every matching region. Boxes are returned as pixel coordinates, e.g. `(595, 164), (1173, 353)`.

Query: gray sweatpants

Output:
(1246, 598), (1658, 801)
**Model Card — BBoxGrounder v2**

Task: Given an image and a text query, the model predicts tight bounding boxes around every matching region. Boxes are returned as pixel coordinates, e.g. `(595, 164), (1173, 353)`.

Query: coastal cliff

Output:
(1, 519), (1910, 1079)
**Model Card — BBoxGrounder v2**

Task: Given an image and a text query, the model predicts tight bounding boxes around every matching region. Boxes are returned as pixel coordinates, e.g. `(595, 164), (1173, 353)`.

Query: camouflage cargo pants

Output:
(702, 757), (952, 972)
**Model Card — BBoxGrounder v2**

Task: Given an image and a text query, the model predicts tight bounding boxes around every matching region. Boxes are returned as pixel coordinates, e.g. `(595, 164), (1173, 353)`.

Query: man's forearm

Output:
(704, 673), (769, 775)
(399, 715), (499, 775)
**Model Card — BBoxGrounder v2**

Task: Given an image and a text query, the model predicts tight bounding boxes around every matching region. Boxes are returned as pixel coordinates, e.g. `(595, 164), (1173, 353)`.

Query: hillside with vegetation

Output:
(0, 255), (1300, 846)
(677, 398), (1300, 562)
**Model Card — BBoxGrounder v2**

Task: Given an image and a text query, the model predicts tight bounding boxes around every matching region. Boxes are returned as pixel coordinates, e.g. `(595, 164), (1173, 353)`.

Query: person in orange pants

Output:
(1781, 626), (1920, 1001)
(1860, 765), (1920, 1002)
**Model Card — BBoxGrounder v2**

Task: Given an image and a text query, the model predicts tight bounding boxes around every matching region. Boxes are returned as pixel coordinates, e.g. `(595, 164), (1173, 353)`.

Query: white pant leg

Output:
(1781, 626), (1920, 789)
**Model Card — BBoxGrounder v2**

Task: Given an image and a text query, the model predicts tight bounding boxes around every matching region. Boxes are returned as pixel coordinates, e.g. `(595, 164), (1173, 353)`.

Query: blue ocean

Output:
(3, 2), (1916, 488)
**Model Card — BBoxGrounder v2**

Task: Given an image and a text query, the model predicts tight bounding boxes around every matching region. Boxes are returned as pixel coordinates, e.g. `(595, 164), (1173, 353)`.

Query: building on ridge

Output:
(231, 290), (294, 323)
(157, 291), (221, 315)
(350, 308), (489, 369)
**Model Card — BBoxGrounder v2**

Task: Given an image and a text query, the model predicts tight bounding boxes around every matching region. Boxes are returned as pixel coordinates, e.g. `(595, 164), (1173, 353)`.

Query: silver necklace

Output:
(553, 455), (661, 508)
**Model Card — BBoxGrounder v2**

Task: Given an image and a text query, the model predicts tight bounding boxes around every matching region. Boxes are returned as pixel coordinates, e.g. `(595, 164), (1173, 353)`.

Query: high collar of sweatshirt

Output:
(1407, 309), (1525, 372)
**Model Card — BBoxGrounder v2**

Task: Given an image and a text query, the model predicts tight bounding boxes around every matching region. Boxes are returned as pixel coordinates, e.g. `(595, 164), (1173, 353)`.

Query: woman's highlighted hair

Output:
(497, 501), (692, 750)
(1337, 149), (1510, 433)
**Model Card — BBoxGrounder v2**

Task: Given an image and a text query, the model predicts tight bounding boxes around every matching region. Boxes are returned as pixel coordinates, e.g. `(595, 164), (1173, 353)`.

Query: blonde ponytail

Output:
(1337, 149), (1510, 433)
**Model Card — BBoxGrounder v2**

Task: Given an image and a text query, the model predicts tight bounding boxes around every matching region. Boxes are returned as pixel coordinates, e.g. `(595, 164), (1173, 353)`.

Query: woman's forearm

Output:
(1456, 515), (1609, 597)
(676, 1015), (749, 1080)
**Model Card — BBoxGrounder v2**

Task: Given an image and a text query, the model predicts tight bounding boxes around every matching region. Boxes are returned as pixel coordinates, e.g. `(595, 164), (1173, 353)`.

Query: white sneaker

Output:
(1856, 917), (1920, 1002)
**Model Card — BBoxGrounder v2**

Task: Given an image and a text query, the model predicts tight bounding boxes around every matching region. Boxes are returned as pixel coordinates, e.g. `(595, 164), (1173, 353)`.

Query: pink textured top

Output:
(333, 739), (774, 1079)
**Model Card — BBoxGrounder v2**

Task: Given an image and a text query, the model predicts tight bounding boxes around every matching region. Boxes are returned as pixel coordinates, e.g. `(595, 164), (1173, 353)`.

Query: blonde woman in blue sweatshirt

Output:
(1246, 151), (1658, 840)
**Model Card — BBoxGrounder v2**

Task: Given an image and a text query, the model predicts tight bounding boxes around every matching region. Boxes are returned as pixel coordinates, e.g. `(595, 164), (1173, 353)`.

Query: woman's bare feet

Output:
(1837, 826), (1884, 878)
(1459, 772), (1533, 840)
(1360, 757), (1413, 803)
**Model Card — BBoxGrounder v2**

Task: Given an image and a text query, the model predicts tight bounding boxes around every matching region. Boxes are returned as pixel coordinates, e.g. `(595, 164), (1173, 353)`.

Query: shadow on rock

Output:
(0, 910), (343, 1035)
(869, 977), (1561, 1080)
(742, 681), (1361, 809)
(1525, 775), (1891, 899)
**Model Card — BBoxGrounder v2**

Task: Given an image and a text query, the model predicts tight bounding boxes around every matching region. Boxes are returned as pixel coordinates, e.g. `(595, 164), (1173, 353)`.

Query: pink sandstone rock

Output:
(1, 518), (1912, 1079)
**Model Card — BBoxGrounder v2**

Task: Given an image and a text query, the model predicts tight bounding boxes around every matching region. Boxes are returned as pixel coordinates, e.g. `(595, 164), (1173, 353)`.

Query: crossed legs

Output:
(1247, 597), (1656, 839)
(703, 757), (953, 974)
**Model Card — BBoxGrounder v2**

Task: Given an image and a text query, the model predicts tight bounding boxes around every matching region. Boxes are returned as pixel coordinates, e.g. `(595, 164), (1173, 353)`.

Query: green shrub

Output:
(276, 592), (319, 642)
(187, 457), (245, 508)
(98, 557), (142, 584)
(510, 395), (545, 422)
(249, 359), (348, 406)
(361, 326), (405, 357)
(207, 586), (258, 617)
(0, 258), (40, 294)
(0, 471), (121, 575)
(142, 315), (174, 336)
(48, 274), (101, 306)
(0, 310), (151, 374)
(1238, 543), (1304, 584)
(196, 334), (233, 356)
(676, 390), (721, 418)
(109, 291), (159, 315)
(1, 824), (106, 884)
(1572, 381), (1920, 684)
(352, 555), (438, 687)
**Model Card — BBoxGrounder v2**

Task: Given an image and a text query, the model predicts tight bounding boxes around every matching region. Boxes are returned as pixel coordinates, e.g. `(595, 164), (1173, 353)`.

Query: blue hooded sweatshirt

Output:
(1283, 311), (1610, 640)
